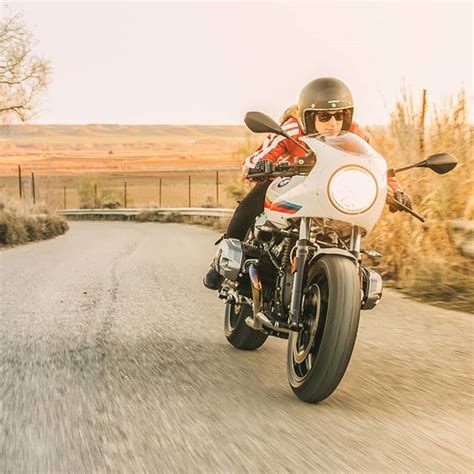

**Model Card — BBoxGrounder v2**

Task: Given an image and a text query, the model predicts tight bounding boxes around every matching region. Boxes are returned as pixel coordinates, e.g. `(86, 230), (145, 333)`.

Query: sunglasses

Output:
(315, 111), (346, 122)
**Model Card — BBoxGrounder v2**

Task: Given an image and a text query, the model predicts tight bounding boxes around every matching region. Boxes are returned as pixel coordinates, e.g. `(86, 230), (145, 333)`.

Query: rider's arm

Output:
(387, 175), (402, 193)
(242, 118), (301, 176)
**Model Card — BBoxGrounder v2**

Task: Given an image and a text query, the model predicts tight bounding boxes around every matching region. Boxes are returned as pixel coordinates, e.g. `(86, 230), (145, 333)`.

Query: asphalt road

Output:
(0, 222), (472, 473)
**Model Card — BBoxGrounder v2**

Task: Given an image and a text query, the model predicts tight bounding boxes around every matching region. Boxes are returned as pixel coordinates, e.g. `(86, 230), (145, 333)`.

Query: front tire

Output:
(287, 254), (360, 403)
(224, 302), (267, 351)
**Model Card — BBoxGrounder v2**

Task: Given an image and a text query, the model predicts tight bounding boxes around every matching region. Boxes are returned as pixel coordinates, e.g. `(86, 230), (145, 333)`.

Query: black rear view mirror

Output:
(244, 111), (310, 154)
(394, 152), (458, 175)
(244, 111), (288, 137)
(422, 153), (458, 174)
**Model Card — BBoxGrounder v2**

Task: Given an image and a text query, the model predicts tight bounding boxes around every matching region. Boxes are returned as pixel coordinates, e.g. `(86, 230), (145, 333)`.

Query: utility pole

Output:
(159, 178), (162, 207)
(31, 172), (36, 204)
(18, 165), (22, 199)
(188, 175), (191, 207)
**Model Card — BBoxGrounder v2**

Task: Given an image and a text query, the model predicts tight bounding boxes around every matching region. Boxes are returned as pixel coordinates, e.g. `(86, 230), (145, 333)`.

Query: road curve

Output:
(0, 222), (472, 473)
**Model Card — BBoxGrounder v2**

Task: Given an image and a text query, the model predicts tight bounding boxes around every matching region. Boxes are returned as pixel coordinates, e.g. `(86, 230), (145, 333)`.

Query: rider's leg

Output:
(203, 181), (271, 290)
(226, 181), (271, 239)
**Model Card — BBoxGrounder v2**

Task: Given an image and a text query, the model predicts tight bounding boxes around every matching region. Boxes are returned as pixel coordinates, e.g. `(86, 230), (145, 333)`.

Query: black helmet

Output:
(298, 77), (354, 134)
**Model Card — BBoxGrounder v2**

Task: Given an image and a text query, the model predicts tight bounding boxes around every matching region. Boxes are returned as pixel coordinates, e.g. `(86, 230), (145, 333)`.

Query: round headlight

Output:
(328, 166), (377, 214)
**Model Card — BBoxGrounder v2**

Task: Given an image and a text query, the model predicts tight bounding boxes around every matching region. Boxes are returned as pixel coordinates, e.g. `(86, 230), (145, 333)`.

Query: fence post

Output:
(94, 183), (98, 208)
(63, 186), (67, 209)
(31, 172), (36, 204)
(124, 181), (127, 208)
(18, 165), (22, 199)
(188, 175), (191, 207)
(159, 178), (162, 207)
(216, 171), (219, 206)
(419, 89), (427, 155)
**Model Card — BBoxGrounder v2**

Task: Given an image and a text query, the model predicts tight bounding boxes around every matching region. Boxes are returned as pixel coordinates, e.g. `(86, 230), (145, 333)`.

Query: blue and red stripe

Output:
(264, 198), (302, 214)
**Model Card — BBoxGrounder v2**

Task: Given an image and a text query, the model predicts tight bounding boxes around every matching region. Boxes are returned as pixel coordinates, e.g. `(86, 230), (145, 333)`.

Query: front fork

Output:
(288, 217), (312, 330)
(288, 220), (362, 330)
(349, 224), (362, 261)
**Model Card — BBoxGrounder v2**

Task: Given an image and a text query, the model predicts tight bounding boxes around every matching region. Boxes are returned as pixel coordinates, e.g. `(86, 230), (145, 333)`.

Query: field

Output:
(0, 124), (251, 208)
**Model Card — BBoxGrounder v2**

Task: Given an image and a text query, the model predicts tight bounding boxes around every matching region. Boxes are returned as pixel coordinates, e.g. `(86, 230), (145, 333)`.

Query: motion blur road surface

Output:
(0, 222), (472, 473)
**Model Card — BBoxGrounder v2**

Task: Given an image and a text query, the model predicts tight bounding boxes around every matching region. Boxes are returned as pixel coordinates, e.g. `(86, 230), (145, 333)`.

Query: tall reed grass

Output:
(366, 89), (472, 312)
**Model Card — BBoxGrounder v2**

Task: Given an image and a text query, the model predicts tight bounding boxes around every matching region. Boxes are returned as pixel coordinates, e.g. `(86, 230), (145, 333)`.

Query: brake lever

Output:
(386, 195), (425, 223)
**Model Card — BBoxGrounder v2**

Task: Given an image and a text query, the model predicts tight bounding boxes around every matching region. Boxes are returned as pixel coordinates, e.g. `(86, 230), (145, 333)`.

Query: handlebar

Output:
(248, 163), (426, 223)
(247, 163), (313, 180)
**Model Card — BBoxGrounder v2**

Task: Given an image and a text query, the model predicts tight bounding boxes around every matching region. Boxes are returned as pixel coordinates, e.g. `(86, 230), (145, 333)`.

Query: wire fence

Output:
(0, 168), (245, 210)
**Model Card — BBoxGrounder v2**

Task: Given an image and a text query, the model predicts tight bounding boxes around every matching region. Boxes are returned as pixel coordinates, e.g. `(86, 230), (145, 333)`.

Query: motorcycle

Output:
(214, 111), (457, 403)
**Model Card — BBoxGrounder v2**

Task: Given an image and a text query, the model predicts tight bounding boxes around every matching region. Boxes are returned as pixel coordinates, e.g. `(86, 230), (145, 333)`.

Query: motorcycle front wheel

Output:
(224, 301), (268, 351)
(287, 254), (360, 403)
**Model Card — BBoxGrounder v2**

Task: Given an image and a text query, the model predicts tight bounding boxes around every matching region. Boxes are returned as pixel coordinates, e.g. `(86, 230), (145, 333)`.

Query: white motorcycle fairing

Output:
(263, 132), (388, 235)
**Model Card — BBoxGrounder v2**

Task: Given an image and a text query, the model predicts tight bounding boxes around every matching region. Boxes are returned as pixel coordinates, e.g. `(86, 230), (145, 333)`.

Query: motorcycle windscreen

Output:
(304, 131), (380, 158)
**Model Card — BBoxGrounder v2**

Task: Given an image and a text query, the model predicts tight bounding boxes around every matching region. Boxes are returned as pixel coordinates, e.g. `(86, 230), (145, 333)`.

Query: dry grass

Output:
(0, 191), (69, 246)
(365, 89), (473, 312)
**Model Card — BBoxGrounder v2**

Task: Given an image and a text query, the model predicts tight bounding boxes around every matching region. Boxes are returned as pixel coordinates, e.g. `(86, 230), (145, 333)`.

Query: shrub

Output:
(0, 192), (69, 246)
(136, 211), (184, 223)
(102, 200), (121, 209)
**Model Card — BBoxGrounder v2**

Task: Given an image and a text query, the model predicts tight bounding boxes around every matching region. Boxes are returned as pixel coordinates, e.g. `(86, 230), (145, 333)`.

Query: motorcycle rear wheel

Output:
(224, 302), (267, 351)
(287, 254), (360, 403)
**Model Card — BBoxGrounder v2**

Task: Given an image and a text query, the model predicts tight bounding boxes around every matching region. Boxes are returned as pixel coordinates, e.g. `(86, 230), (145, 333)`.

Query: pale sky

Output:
(3, 0), (473, 125)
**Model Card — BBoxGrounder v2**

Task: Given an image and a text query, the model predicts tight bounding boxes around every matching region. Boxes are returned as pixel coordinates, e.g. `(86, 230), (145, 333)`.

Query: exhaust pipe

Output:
(245, 262), (263, 330)
(244, 262), (291, 334)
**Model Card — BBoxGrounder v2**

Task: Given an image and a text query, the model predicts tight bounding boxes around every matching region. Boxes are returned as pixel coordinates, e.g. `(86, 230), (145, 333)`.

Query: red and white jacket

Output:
(243, 117), (401, 193)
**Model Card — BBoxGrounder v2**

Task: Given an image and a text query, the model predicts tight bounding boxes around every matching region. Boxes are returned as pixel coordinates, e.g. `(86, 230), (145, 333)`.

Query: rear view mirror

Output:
(422, 153), (458, 174)
(244, 111), (289, 138)
(394, 152), (458, 175)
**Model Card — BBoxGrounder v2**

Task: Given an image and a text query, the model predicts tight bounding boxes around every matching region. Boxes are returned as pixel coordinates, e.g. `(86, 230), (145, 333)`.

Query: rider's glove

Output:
(247, 159), (274, 181)
(254, 159), (274, 173)
(388, 190), (413, 213)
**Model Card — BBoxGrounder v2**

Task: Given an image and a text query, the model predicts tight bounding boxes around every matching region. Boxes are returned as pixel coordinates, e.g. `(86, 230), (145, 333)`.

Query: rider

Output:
(203, 77), (412, 290)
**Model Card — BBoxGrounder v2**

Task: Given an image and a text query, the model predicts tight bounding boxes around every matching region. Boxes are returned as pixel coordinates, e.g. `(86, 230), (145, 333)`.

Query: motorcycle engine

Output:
(215, 238), (260, 281)
(215, 237), (279, 286)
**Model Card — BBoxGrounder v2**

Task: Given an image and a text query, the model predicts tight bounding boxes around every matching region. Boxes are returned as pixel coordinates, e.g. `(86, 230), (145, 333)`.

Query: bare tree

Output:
(0, 12), (51, 122)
